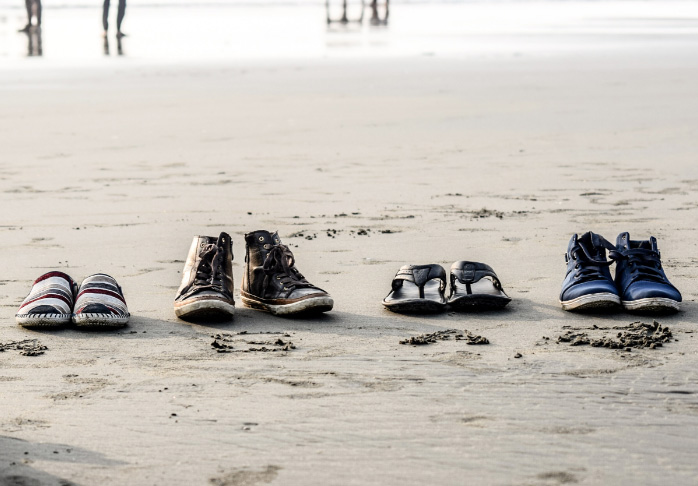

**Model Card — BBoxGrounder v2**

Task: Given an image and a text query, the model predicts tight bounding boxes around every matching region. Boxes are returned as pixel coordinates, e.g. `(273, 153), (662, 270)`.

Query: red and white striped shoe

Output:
(72, 274), (130, 328)
(16, 271), (78, 328)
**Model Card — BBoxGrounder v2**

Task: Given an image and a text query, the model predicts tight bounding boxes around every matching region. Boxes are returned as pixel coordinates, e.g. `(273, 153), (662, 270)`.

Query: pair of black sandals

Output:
(382, 261), (511, 313)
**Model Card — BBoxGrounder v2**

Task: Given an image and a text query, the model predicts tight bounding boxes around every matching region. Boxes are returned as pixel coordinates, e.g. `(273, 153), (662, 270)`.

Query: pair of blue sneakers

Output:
(560, 231), (681, 313)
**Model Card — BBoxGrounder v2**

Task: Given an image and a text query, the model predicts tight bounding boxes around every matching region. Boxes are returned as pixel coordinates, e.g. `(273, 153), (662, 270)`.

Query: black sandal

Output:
(382, 264), (447, 313)
(448, 261), (511, 310)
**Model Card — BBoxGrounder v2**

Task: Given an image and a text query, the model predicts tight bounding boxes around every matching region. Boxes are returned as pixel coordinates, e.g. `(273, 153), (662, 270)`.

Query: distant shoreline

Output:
(0, 0), (681, 9)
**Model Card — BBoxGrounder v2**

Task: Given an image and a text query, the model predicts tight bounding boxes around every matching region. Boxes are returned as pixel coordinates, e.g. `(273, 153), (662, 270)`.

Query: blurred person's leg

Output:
(19, 0), (32, 31)
(35, 0), (42, 27)
(103, 0), (110, 33)
(116, 0), (126, 36)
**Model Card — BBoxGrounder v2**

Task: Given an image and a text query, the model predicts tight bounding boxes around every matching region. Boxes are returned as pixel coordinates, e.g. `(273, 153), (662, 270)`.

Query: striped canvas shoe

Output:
(73, 274), (130, 328)
(16, 271), (78, 328)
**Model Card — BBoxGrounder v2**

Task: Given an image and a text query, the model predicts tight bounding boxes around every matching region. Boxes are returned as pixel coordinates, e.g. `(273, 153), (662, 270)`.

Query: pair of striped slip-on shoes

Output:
(16, 272), (130, 329)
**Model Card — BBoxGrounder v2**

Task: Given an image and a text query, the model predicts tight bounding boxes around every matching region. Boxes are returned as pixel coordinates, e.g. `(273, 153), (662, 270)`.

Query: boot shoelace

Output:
(262, 244), (316, 296)
(616, 248), (666, 284)
(194, 241), (228, 294)
(569, 236), (620, 283)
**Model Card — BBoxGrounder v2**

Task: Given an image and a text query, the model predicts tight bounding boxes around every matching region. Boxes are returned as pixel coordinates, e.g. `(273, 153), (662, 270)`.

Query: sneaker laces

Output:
(569, 235), (620, 283)
(615, 247), (666, 284)
(262, 244), (316, 296)
(193, 235), (229, 295)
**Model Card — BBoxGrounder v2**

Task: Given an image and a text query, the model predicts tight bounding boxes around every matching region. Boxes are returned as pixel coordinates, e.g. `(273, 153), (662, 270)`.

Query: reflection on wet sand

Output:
(326, 0), (389, 26)
(24, 27), (42, 57)
(326, 0), (363, 25)
(369, 0), (389, 26)
(103, 35), (124, 56)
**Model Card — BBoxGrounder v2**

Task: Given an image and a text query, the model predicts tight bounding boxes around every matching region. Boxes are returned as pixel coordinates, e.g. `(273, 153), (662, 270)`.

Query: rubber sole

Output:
(241, 294), (333, 316)
(16, 313), (71, 328)
(174, 299), (235, 320)
(382, 298), (446, 314)
(73, 313), (129, 329)
(448, 294), (511, 311)
(622, 297), (680, 313)
(560, 292), (621, 311)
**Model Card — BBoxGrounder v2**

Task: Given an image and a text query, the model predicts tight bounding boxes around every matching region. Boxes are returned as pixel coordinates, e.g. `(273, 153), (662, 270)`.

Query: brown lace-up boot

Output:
(241, 230), (333, 316)
(174, 232), (235, 320)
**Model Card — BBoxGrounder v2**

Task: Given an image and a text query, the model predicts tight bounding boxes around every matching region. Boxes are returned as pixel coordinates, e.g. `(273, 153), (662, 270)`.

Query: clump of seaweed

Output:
(557, 321), (673, 350)
(400, 329), (489, 346)
(0, 339), (48, 356)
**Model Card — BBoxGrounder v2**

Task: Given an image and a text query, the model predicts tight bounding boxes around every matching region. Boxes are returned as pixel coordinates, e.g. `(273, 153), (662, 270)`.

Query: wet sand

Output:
(1, 3), (698, 485)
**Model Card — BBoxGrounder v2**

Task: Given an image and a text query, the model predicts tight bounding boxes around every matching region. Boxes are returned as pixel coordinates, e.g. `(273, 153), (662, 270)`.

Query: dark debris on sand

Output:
(556, 321), (673, 350)
(0, 339), (47, 356)
(288, 227), (397, 240)
(211, 332), (296, 353)
(400, 329), (489, 346)
(470, 208), (504, 219)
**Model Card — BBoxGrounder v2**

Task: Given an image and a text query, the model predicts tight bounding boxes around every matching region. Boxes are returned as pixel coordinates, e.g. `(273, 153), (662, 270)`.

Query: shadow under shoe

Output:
(559, 232), (620, 312)
(241, 230), (333, 316)
(174, 232), (235, 321)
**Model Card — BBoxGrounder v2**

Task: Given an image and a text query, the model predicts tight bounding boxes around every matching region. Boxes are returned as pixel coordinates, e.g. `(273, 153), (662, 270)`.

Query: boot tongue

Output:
(649, 236), (658, 252)
(589, 231), (603, 248)
(574, 231), (606, 260)
(209, 232), (232, 277)
(578, 231), (601, 250)
(196, 235), (218, 254)
(638, 237), (657, 252)
(270, 231), (283, 247)
(620, 232), (656, 252)
(198, 235), (217, 246)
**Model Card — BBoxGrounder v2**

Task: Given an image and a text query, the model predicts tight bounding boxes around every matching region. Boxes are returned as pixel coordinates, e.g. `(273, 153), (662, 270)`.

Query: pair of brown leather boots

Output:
(173, 230), (333, 320)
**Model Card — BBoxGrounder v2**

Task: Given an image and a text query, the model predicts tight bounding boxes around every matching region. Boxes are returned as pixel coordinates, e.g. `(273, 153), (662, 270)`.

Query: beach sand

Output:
(1, 2), (698, 485)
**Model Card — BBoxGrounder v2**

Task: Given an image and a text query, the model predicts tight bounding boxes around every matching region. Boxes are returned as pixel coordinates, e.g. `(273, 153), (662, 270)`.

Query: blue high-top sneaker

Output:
(614, 233), (681, 313)
(560, 232), (620, 311)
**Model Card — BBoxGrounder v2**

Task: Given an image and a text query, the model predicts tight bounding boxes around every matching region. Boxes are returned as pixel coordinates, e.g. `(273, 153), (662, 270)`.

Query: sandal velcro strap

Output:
(450, 261), (503, 291)
(392, 264), (447, 295)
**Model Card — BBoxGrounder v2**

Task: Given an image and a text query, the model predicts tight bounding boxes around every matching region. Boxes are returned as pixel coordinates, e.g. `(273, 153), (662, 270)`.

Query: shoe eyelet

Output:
(622, 235), (626, 240)
(575, 264), (580, 269)
(258, 236), (264, 242)
(263, 244), (271, 250)
(283, 286), (288, 290)
(274, 238), (280, 244)
(276, 276), (280, 280)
